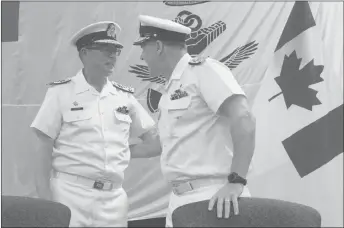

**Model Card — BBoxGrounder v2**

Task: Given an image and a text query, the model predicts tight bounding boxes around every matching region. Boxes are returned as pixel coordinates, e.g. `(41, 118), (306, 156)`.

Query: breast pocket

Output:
(168, 96), (192, 119)
(114, 111), (132, 131)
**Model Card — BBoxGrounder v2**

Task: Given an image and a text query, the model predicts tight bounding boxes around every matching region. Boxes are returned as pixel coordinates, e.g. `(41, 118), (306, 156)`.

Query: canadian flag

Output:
(248, 2), (343, 227)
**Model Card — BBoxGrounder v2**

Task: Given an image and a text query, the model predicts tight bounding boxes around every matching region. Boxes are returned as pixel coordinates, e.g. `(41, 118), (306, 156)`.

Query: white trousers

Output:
(50, 177), (128, 227)
(165, 180), (251, 227)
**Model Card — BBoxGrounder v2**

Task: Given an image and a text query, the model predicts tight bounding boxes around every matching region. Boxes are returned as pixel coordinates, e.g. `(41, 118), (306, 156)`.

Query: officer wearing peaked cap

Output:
(71, 21), (124, 50)
(31, 21), (160, 227)
(133, 15), (191, 46)
(133, 15), (256, 227)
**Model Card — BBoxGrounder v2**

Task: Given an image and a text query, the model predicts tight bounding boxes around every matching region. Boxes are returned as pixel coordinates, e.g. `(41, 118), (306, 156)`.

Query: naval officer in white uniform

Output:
(132, 15), (256, 227)
(31, 21), (160, 227)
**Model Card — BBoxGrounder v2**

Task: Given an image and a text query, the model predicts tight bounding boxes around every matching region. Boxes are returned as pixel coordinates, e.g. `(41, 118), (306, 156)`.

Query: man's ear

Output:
(80, 47), (87, 56)
(156, 40), (163, 55)
(79, 47), (88, 61)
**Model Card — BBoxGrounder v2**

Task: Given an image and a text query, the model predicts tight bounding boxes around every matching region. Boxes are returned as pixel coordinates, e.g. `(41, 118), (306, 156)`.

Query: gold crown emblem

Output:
(107, 23), (116, 39)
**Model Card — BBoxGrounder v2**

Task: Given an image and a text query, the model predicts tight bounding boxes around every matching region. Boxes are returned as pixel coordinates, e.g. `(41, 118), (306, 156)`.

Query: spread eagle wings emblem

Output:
(128, 64), (167, 84)
(219, 40), (258, 70)
(129, 40), (259, 84)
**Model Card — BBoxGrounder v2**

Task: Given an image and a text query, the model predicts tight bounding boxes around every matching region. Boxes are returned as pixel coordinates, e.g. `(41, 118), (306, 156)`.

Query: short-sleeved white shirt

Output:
(158, 53), (246, 182)
(31, 70), (155, 183)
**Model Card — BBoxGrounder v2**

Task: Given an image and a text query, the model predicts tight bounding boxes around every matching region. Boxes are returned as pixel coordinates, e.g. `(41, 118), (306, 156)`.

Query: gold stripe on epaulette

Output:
(47, 78), (71, 86)
(112, 81), (135, 94)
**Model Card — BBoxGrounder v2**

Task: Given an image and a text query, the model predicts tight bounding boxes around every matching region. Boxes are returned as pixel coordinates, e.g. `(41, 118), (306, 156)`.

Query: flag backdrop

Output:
(1, 1), (342, 226)
(249, 2), (343, 227)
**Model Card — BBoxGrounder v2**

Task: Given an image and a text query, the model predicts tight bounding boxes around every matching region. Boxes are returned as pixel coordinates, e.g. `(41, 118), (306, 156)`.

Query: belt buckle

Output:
(173, 182), (193, 195)
(93, 181), (104, 190)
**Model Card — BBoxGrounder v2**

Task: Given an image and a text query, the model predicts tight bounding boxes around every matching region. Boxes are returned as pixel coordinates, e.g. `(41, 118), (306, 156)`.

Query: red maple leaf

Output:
(269, 50), (324, 111)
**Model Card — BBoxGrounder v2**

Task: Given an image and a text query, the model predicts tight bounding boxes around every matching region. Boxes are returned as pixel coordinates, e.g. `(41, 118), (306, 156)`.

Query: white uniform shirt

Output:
(31, 70), (155, 183)
(158, 53), (246, 182)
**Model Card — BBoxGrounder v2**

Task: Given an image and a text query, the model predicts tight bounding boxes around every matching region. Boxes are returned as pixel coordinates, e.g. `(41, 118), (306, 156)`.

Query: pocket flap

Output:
(168, 96), (191, 110)
(114, 111), (132, 123)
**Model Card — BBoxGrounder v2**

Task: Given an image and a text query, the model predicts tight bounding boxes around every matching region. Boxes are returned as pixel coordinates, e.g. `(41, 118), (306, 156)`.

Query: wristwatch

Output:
(228, 172), (247, 186)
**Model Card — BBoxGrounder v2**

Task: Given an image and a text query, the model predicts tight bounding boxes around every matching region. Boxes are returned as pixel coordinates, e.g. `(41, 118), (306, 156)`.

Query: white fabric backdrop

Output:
(1, 2), (342, 226)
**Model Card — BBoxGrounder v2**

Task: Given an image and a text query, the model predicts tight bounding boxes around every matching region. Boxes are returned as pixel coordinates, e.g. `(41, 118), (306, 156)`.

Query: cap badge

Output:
(106, 23), (116, 39)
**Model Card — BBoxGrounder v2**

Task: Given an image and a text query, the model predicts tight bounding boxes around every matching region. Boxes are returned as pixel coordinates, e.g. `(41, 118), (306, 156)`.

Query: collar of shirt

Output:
(102, 79), (118, 97)
(73, 70), (117, 97)
(164, 53), (192, 91)
(74, 70), (93, 94)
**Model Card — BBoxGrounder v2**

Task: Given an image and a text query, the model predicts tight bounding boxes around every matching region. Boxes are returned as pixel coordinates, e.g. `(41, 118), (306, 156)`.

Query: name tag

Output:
(71, 107), (83, 111)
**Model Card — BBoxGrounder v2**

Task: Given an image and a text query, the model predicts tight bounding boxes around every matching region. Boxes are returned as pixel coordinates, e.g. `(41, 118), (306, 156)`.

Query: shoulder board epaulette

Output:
(189, 56), (207, 66)
(112, 81), (135, 94)
(47, 78), (71, 86)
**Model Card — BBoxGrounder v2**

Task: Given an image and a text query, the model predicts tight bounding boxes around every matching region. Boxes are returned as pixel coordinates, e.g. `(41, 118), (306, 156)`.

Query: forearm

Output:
(219, 95), (256, 178)
(32, 129), (54, 199)
(230, 129), (255, 178)
(228, 104), (256, 178)
(130, 140), (161, 158)
(130, 128), (162, 159)
(34, 150), (52, 189)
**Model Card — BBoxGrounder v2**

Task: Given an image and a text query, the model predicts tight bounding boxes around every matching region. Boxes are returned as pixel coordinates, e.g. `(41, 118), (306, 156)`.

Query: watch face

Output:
(229, 173), (238, 182)
(228, 172), (247, 185)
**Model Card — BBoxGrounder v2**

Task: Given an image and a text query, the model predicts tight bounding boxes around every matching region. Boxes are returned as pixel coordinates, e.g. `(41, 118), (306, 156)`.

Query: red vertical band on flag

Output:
(275, 1), (315, 52)
(283, 104), (343, 177)
(1, 1), (20, 42)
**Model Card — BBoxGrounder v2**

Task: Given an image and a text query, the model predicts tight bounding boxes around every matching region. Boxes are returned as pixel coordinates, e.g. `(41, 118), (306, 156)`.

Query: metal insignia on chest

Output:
(116, 106), (129, 115)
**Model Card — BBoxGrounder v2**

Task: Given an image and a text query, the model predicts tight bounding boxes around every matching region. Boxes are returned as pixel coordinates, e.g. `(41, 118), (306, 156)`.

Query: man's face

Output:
(140, 40), (162, 78)
(82, 43), (121, 74)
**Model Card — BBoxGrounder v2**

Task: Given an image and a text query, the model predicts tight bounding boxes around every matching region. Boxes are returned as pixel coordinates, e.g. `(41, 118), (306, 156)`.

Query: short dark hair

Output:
(161, 40), (187, 50)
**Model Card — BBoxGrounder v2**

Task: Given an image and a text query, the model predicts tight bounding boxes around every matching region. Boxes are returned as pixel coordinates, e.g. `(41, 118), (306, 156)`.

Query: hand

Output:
(208, 183), (244, 218)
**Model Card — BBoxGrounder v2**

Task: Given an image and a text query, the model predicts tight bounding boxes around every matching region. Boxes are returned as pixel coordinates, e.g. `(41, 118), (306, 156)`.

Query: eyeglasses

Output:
(86, 44), (122, 56)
